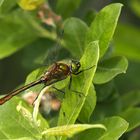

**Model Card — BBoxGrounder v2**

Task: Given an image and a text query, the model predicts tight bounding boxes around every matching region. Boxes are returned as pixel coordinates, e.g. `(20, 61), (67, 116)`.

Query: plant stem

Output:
(32, 86), (51, 125)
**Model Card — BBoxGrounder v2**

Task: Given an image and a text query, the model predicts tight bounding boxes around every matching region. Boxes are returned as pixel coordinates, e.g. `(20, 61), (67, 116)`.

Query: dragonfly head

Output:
(71, 60), (81, 74)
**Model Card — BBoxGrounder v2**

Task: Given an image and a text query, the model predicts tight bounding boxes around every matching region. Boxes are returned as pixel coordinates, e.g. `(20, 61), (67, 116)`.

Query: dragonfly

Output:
(0, 60), (91, 105)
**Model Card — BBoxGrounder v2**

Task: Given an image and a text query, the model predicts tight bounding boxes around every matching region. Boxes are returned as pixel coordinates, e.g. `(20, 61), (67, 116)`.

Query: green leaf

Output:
(0, 97), (42, 139)
(0, 0), (17, 14)
(84, 10), (97, 26)
(0, 0), (4, 7)
(77, 116), (128, 140)
(94, 56), (128, 84)
(120, 108), (140, 132)
(22, 38), (53, 69)
(0, 10), (38, 59)
(25, 69), (42, 84)
(24, 67), (46, 93)
(56, 0), (82, 18)
(58, 41), (99, 137)
(121, 90), (140, 110)
(9, 138), (35, 140)
(93, 101), (122, 121)
(114, 23), (140, 61)
(95, 81), (116, 102)
(86, 3), (122, 58)
(42, 124), (106, 138)
(63, 17), (88, 58)
(93, 92), (122, 121)
(78, 85), (96, 123)
(98, 117), (128, 140)
(114, 61), (140, 94)
(0, 6), (53, 60)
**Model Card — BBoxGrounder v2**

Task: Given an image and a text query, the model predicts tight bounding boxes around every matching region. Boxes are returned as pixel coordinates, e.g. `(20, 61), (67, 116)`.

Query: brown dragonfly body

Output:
(0, 60), (81, 105)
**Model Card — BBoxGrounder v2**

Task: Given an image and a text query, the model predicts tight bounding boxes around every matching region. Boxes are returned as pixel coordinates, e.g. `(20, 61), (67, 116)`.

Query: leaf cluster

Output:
(0, 1), (140, 140)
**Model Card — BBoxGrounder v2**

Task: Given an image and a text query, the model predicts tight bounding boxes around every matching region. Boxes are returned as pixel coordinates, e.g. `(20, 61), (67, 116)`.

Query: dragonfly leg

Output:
(52, 86), (65, 94)
(68, 75), (72, 90)
(32, 94), (39, 106)
(68, 75), (86, 97)
(52, 86), (66, 102)
(70, 89), (86, 97)
(32, 85), (46, 106)
(74, 65), (96, 75)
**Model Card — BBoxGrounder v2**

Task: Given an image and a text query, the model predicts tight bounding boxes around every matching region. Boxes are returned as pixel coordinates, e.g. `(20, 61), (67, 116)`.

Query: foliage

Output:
(0, 0), (140, 140)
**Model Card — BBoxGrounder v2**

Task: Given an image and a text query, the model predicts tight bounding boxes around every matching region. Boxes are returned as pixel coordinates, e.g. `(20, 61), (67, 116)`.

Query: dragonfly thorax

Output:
(41, 62), (70, 84)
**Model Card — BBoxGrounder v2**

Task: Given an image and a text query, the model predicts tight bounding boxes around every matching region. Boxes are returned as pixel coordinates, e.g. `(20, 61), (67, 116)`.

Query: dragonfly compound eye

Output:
(71, 61), (81, 73)
(76, 61), (81, 68)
